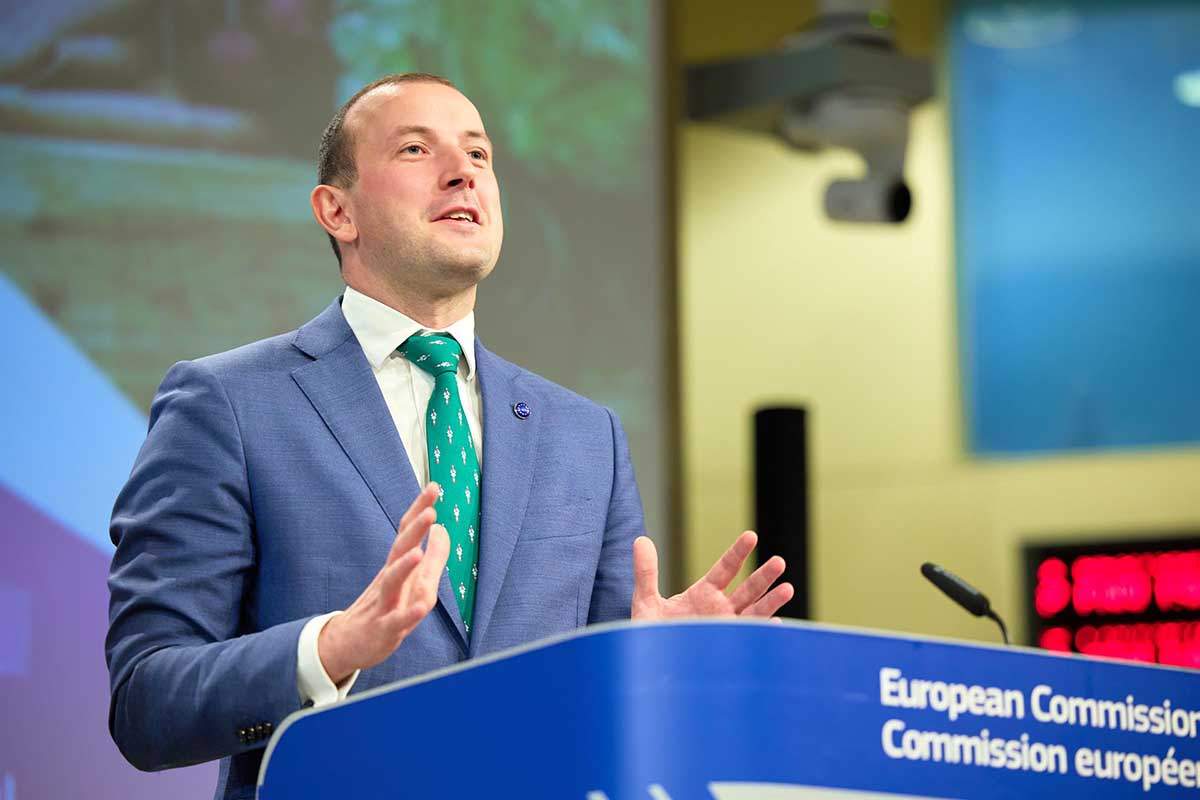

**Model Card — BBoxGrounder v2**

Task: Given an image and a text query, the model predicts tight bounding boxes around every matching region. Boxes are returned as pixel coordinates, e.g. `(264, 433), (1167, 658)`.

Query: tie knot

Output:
(399, 332), (463, 376)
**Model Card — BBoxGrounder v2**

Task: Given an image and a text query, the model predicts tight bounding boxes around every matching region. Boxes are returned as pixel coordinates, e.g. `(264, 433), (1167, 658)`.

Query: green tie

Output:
(399, 332), (480, 633)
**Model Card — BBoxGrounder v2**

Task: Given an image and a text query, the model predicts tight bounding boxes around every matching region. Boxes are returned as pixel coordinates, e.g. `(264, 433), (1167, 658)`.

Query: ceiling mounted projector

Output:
(685, 2), (934, 223)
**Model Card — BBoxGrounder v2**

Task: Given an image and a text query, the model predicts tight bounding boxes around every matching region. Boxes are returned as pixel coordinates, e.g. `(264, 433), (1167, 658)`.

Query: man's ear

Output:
(310, 184), (357, 246)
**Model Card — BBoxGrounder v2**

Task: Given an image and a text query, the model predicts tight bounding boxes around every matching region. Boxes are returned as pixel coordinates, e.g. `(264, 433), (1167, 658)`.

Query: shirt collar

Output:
(340, 285), (477, 379)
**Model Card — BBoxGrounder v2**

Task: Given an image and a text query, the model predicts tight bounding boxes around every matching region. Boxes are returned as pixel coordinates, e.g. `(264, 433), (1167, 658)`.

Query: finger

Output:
(631, 536), (660, 605)
(415, 524), (451, 588)
(388, 535), (444, 632)
(727, 555), (786, 612)
(702, 531), (757, 591)
(398, 483), (440, 532)
(742, 582), (795, 618)
(395, 524), (449, 620)
(378, 547), (423, 609)
(385, 600), (432, 635)
(387, 506), (436, 565)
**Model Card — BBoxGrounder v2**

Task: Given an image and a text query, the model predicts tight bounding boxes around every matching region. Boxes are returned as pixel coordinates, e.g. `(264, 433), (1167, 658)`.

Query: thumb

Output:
(632, 536), (660, 604)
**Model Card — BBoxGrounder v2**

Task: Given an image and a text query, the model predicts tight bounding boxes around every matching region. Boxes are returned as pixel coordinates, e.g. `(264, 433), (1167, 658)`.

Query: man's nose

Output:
(442, 151), (476, 191)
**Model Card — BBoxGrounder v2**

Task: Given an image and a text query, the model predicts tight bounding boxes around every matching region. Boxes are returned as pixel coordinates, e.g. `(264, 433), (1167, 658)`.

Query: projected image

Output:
(0, 2), (664, 797)
(951, 1), (1200, 455)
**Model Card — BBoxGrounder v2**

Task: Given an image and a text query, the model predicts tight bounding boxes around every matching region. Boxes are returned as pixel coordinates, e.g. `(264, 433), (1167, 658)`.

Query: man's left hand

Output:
(631, 531), (794, 620)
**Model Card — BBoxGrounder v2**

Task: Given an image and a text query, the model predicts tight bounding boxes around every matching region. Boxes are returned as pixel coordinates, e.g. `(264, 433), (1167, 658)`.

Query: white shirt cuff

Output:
(297, 611), (360, 707)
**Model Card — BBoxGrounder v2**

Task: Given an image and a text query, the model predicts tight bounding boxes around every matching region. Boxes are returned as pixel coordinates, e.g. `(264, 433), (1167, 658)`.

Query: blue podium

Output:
(257, 620), (1200, 799)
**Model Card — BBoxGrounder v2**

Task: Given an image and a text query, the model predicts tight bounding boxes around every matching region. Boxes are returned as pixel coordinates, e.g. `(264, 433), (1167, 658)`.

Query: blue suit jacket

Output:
(106, 298), (642, 799)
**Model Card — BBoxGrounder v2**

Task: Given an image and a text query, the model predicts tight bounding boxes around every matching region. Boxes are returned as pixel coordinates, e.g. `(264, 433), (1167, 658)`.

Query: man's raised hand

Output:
(630, 531), (794, 620)
(318, 483), (450, 684)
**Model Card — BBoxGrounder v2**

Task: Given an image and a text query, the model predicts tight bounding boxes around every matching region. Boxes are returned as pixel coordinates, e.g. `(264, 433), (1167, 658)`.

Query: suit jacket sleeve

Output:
(106, 359), (308, 771)
(587, 407), (643, 623)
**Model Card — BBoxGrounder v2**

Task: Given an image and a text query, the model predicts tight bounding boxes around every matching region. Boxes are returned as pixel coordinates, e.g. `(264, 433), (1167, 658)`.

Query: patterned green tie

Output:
(399, 332), (480, 633)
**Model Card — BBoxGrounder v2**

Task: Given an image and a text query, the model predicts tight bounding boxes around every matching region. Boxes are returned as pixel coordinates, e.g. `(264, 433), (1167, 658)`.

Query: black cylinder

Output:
(754, 406), (810, 619)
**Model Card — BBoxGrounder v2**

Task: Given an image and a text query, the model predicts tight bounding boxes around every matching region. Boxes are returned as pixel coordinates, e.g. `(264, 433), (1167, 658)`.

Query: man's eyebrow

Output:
(462, 130), (492, 148)
(386, 125), (434, 143)
(385, 125), (492, 148)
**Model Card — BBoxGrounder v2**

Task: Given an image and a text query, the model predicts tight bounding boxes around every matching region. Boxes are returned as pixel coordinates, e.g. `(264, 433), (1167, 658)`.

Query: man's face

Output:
(343, 82), (503, 293)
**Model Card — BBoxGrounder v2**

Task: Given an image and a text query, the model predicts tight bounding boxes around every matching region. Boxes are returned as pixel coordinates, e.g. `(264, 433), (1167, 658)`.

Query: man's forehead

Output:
(348, 82), (487, 144)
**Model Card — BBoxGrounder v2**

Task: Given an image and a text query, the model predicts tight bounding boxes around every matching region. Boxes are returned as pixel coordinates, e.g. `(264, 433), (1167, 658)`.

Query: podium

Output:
(257, 620), (1200, 799)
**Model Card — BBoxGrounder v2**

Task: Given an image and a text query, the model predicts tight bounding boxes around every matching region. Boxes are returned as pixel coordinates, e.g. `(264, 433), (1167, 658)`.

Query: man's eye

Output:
(403, 145), (423, 155)
(470, 150), (488, 161)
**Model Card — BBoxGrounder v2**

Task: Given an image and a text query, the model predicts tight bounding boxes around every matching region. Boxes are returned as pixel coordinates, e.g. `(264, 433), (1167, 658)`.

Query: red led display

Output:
(1149, 551), (1200, 612)
(1029, 544), (1200, 668)
(1074, 624), (1157, 664)
(1038, 626), (1072, 653)
(1034, 558), (1071, 618)
(1071, 622), (1200, 667)
(1035, 550), (1200, 618)
(1156, 622), (1200, 668)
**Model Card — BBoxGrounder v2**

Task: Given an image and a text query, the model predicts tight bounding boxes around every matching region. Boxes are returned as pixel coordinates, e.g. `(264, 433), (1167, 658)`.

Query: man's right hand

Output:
(318, 483), (450, 684)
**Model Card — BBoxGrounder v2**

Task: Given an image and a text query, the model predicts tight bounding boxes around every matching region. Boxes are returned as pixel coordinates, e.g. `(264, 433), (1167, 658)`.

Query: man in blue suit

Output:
(106, 73), (792, 799)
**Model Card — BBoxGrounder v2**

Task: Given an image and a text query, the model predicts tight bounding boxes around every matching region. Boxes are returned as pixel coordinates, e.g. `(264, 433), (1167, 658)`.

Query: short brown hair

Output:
(317, 72), (458, 266)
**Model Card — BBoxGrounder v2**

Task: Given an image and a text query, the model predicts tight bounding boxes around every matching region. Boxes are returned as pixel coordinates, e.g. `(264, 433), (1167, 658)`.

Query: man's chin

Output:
(436, 249), (497, 284)
(420, 263), (490, 298)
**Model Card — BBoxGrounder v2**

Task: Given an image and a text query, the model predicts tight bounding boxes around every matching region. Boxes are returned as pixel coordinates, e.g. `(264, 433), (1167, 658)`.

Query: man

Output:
(106, 73), (792, 799)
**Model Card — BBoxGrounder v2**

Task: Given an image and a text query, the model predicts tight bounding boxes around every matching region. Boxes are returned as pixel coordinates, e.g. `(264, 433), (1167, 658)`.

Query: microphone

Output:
(920, 562), (1009, 645)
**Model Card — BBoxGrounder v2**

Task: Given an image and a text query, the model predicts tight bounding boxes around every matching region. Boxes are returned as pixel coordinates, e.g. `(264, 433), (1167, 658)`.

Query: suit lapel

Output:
(469, 341), (540, 653)
(290, 299), (468, 647)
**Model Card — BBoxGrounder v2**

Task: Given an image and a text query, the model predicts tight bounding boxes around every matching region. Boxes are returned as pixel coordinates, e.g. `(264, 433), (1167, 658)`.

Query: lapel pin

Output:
(512, 401), (531, 420)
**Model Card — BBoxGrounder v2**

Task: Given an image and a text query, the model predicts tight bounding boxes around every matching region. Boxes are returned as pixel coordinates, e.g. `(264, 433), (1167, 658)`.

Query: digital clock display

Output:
(1025, 537), (1200, 668)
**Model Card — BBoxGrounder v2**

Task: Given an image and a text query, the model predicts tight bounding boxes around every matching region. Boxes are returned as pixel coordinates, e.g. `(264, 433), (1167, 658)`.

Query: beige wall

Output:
(678, 99), (1200, 645)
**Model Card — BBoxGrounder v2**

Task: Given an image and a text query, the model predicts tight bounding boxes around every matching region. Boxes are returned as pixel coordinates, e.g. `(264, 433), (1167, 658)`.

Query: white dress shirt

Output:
(296, 286), (484, 707)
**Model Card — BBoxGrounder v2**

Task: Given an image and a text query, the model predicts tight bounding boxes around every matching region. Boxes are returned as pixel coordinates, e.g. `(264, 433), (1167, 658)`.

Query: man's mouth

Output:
(434, 206), (481, 224)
